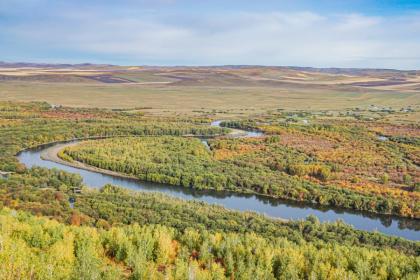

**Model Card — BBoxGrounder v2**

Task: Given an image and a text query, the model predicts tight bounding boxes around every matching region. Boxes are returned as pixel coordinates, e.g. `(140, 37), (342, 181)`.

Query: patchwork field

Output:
(0, 63), (418, 116)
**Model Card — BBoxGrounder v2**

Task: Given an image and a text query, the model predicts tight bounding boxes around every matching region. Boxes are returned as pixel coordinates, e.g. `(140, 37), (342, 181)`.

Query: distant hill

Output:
(0, 61), (114, 69)
(1, 61), (418, 74)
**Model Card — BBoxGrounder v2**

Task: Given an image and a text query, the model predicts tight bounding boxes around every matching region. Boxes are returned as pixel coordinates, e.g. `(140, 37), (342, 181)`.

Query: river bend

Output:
(17, 121), (419, 240)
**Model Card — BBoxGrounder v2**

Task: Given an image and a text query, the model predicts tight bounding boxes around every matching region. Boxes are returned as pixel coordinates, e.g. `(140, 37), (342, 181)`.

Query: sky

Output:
(1, 0), (420, 69)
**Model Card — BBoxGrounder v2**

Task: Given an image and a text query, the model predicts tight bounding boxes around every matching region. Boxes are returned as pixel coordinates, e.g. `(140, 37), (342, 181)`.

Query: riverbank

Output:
(40, 141), (140, 181)
(39, 121), (260, 184)
(15, 118), (420, 240)
(19, 137), (420, 239)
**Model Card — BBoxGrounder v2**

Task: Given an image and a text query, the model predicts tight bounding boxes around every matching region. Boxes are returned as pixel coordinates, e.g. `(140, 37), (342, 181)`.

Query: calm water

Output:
(16, 122), (420, 240)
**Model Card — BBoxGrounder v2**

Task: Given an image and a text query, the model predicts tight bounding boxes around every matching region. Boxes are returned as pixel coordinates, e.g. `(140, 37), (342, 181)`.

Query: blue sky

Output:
(1, 0), (420, 69)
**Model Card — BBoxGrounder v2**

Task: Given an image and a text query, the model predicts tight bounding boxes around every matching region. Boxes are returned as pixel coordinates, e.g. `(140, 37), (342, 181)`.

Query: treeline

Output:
(220, 120), (260, 131)
(2, 207), (419, 279)
(62, 136), (419, 218)
(0, 101), (226, 171)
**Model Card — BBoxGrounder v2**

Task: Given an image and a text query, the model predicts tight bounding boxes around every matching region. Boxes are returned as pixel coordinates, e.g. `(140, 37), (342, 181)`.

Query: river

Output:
(17, 121), (419, 240)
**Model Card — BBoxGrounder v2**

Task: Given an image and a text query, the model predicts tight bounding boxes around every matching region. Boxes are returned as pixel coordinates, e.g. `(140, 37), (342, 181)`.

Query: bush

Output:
(380, 173), (389, 184)
(403, 174), (412, 186)
(313, 166), (331, 181)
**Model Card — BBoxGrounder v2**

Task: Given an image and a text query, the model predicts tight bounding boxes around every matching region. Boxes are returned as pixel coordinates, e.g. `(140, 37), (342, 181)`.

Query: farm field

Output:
(0, 64), (419, 116)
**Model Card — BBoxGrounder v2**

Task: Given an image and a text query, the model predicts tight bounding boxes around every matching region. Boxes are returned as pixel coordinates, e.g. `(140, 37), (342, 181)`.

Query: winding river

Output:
(17, 121), (419, 240)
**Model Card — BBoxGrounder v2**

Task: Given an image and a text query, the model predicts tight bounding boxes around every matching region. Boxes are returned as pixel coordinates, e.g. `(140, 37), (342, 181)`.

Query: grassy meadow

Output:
(0, 65), (418, 117)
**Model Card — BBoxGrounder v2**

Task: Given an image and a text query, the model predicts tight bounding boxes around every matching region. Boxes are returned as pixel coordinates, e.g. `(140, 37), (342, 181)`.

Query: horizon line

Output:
(1, 60), (418, 72)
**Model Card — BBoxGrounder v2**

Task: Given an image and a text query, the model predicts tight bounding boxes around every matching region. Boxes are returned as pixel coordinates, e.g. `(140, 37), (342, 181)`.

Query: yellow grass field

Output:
(0, 65), (418, 115)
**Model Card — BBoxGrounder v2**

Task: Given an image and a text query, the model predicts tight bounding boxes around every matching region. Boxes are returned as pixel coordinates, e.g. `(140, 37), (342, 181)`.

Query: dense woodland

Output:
(1, 206), (420, 280)
(1, 168), (420, 279)
(0, 102), (419, 279)
(2, 168), (418, 254)
(62, 132), (419, 218)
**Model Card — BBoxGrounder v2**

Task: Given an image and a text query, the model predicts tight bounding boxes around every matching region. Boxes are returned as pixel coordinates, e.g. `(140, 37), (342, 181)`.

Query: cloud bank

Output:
(1, 1), (420, 69)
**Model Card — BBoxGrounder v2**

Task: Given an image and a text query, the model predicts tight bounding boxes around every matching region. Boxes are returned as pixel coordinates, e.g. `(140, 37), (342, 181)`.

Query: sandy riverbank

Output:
(39, 124), (261, 183)
(40, 141), (139, 180)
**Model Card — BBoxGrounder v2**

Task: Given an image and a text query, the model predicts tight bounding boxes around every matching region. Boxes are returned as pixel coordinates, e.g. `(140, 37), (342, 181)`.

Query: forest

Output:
(1, 167), (420, 279)
(1, 206), (420, 280)
(0, 101), (419, 279)
(61, 130), (419, 218)
(3, 168), (418, 254)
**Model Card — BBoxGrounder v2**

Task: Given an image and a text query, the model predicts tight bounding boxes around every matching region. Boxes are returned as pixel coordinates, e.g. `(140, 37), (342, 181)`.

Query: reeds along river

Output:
(16, 121), (420, 240)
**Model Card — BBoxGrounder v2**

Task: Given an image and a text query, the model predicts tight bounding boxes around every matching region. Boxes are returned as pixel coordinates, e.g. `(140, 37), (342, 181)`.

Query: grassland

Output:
(0, 65), (418, 117)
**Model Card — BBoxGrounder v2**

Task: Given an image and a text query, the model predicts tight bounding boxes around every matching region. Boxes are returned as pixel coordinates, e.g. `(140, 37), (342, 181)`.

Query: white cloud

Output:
(4, 7), (420, 68)
(335, 14), (382, 31)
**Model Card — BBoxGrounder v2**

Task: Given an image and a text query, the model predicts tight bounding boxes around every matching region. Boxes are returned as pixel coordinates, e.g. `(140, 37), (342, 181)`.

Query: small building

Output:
(71, 187), (82, 194)
(51, 104), (62, 109)
(0, 171), (14, 179)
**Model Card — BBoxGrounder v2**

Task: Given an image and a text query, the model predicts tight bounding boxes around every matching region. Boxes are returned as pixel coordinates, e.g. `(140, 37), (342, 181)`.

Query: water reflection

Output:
(17, 142), (420, 240)
(211, 120), (264, 138)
